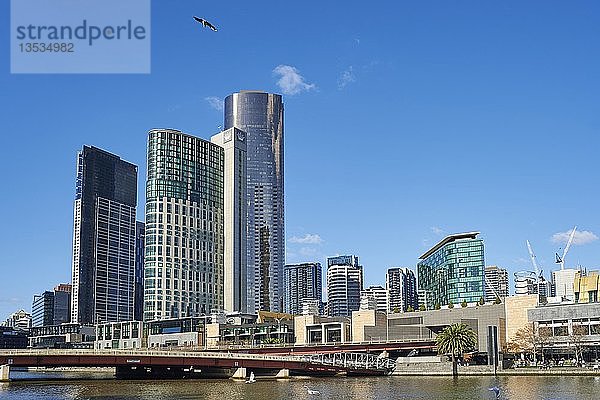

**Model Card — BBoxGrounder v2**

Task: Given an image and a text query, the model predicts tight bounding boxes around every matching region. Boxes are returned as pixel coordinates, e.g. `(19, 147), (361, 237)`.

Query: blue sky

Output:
(1, 1), (599, 318)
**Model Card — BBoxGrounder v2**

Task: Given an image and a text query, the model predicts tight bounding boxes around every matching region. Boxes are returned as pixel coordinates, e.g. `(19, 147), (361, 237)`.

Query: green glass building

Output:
(144, 129), (225, 321)
(417, 232), (485, 309)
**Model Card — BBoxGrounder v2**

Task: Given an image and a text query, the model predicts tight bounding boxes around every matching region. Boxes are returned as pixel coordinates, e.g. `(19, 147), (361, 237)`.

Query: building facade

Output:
(71, 146), (137, 324)
(144, 129), (225, 321)
(360, 285), (388, 312)
(417, 232), (485, 309)
(32, 291), (54, 327)
(134, 221), (145, 321)
(224, 91), (285, 313)
(95, 321), (143, 350)
(283, 262), (322, 315)
(484, 265), (509, 302)
(386, 267), (418, 312)
(326, 255), (363, 317)
(2, 310), (31, 330)
(553, 269), (578, 301)
(211, 128), (248, 313)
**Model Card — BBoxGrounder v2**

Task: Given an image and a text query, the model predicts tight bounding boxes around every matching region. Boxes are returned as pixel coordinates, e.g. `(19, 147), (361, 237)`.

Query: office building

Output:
(32, 291), (54, 327)
(134, 221), (145, 321)
(70, 146), (137, 324)
(484, 265), (509, 302)
(144, 129), (225, 321)
(417, 232), (485, 308)
(211, 128), (248, 313)
(283, 262), (322, 315)
(224, 91), (285, 313)
(386, 267), (418, 312)
(360, 285), (388, 312)
(326, 255), (363, 317)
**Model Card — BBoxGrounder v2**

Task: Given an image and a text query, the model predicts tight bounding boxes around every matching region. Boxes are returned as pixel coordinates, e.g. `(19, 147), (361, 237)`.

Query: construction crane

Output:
(555, 226), (577, 270)
(526, 240), (540, 278)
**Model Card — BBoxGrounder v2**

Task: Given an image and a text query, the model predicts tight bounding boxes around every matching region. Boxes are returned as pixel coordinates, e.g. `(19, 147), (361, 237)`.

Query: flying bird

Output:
(488, 386), (500, 399)
(193, 16), (217, 31)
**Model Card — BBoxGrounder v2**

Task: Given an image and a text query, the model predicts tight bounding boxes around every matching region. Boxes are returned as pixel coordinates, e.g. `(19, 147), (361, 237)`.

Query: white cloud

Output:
(551, 229), (599, 246)
(205, 96), (224, 111)
(289, 234), (323, 244)
(430, 226), (446, 235)
(337, 66), (356, 90)
(273, 65), (316, 95)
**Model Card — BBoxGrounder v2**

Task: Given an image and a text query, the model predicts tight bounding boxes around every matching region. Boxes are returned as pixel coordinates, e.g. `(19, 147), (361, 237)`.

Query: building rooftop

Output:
(419, 232), (481, 260)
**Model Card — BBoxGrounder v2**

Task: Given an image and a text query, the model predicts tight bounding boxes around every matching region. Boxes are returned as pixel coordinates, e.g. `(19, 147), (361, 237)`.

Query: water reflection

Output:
(1, 375), (599, 400)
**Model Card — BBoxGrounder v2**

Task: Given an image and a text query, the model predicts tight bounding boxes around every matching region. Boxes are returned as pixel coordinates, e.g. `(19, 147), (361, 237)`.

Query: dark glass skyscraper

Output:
(224, 91), (285, 313)
(283, 262), (322, 315)
(70, 146), (137, 324)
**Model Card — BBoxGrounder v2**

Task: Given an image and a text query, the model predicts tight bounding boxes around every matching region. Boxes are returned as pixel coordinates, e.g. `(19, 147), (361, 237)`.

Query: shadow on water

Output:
(2, 375), (600, 400)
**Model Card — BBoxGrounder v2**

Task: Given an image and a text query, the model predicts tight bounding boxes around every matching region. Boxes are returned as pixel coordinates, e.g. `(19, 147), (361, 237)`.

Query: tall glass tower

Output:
(417, 232), (485, 309)
(224, 91), (285, 313)
(70, 146), (137, 324)
(144, 129), (224, 321)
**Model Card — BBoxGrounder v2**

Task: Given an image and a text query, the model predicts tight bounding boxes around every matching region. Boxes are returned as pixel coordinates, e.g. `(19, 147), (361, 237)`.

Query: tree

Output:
(570, 325), (588, 364)
(461, 300), (468, 308)
(478, 297), (485, 306)
(406, 305), (415, 312)
(493, 296), (502, 304)
(434, 302), (441, 310)
(393, 307), (400, 313)
(448, 301), (454, 309)
(507, 324), (537, 362)
(419, 304), (426, 311)
(436, 323), (477, 376)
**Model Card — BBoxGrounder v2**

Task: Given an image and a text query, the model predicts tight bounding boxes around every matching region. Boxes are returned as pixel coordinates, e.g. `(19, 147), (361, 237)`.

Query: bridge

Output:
(0, 349), (396, 381)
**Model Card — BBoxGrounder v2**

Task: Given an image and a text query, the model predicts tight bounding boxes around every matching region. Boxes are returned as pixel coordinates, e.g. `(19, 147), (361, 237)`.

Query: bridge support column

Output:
(231, 367), (246, 379)
(0, 365), (10, 382)
(275, 368), (289, 379)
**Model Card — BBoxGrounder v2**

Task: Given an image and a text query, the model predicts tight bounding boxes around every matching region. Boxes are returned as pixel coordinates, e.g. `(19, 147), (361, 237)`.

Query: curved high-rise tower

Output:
(224, 91), (284, 313)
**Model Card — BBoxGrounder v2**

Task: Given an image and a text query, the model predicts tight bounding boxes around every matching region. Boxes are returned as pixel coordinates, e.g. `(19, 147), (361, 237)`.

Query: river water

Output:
(1, 374), (599, 399)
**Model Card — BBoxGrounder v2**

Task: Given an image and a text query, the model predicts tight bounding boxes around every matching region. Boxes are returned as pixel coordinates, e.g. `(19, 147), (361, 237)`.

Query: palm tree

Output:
(436, 323), (477, 376)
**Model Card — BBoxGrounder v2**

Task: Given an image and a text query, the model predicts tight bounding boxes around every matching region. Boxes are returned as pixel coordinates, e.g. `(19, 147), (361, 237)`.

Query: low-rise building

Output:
(206, 320), (294, 349)
(528, 302), (600, 360)
(95, 321), (143, 350)
(352, 304), (506, 354)
(146, 317), (206, 349)
(294, 315), (351, 345)
(0, 326), (28, 349)
(29, 323), (95, 348)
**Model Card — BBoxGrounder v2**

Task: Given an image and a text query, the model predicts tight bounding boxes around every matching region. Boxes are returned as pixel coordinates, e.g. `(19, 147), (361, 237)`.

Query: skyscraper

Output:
(211, 128), (248, 313)
(71, 146), (137, 324)
(283, 262), (322, 315)
(134, 221), (145, 321)
(484, 265), (509, 302)
(417, 232), (485, 308)
(224, 91), (285, 313)
(326, 255), (363, 317)
(144, 129), (224, 321)
(386, 267), (418, 312)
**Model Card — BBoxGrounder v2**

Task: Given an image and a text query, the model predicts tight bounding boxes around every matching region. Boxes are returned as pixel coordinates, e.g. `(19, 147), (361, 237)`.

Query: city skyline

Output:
(2, 1), (600, 319)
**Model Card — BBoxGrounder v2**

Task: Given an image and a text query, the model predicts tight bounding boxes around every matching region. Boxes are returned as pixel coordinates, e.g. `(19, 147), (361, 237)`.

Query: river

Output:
(1, 374), (599, 399)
